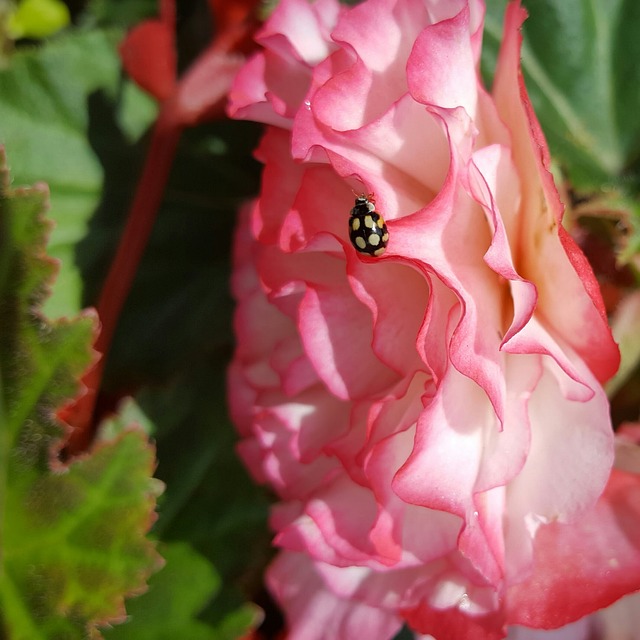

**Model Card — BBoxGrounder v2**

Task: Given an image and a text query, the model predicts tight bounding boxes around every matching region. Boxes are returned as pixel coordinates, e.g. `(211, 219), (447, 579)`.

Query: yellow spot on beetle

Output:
(364, 215), (374, 228)
(352, 217), (360, 231)
(368, 234), (380, 246)
(355, 236), (367, 249)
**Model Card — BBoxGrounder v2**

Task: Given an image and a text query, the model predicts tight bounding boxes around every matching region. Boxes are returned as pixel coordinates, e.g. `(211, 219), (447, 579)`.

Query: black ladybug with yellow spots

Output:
(348, 194), (389, 257)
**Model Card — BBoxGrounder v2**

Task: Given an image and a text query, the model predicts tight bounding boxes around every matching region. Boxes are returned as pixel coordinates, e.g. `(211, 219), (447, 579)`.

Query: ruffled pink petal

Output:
(251, 127), (306, 243)
(275, 474), (385, 566)
(227, 51), (296, 128)
(271, 335), (320, 396)
(312, 0), (434, 130)
(504, 353), (614, 582)
(407, 2), (479, 118)
(389, 180), (508, 425)
(227, 0), (628, 636)
(506, 468), (640, 628)
(278, 167), (353, 252)
(228, 0), (341, 126)
(403, 604), (506, 640)
(347, 259), (429, 378)
(492, 1), (619, 384)
(268, 552), (403, 640)
(238, 405), (340, 500)
(263, 0), (340, 66)
(268, 387), (349, 463)
(392, 364), (491, 517)
(293, 93), (449, 212)
(298, 282), (400, 400)
(468, 144), (538, 346)
(365, 425), (462, 567)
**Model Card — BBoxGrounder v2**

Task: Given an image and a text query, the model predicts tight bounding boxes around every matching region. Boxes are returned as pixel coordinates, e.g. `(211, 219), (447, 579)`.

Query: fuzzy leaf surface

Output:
(0, 151), (161, 639)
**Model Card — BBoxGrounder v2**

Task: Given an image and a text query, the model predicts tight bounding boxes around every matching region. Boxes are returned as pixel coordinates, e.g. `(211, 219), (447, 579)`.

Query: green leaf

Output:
(87, 0), (158, 27)
(136, 358), (272, 626)
(102, 541), (218, 640)
(102, 541), (262, 640)
(0, 149), (162, 639)
(0, 27), (157, 318)
(393, 626), (417, 640)
(94, 363), (270, 638)
(623, 204), (640, 267)
(607, 290), (640, 397)
(481, 0), (508, 87)
(483, 0), (640, 192)
(212, 604), (264, 640)
(0, 146), (92, 463)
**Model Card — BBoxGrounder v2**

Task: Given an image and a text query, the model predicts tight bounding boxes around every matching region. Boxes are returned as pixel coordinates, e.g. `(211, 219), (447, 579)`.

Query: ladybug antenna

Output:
(350, 189), (375, 202)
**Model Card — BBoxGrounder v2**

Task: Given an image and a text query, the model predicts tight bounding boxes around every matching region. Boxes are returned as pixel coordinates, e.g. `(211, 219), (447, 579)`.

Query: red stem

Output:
(61, 5), (260, 456)
(63, 104), (183, 455)
(95, 107), (182, 355)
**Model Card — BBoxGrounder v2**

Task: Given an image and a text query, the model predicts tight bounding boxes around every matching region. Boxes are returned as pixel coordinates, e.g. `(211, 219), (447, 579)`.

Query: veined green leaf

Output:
(483, 0), (640, 192)
(0, 149), (162, 639)
(102, 541), (262, 640)
(0, 28), (157, 318)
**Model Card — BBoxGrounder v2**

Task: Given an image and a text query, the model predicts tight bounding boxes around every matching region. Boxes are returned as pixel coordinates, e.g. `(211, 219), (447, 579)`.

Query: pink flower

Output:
(227, 0), (640, 638)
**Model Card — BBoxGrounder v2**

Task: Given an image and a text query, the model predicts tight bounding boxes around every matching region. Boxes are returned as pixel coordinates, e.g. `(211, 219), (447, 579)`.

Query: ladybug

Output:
(348, 194), (389, 257)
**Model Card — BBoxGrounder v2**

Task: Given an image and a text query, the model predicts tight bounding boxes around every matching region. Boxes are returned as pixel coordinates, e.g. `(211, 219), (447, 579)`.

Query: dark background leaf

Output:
(102, 540), (263, 639)
(77, 112), (261, 386)
(483, 0), (640, 193)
